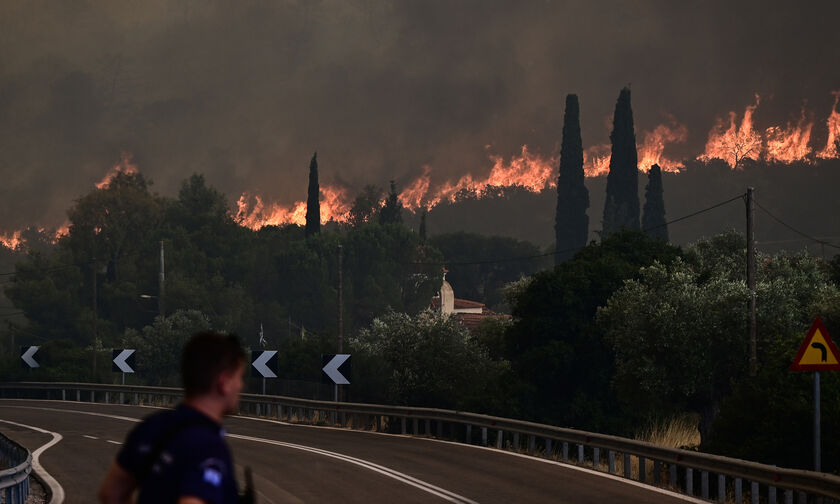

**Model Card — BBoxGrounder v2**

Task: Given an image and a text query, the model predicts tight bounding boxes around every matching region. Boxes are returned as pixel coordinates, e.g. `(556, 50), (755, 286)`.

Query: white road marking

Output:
(229, 433), (479, 504)
(0, 419), (66, 504)
(106, 440), (122, 445)
(82, 435), (98, 440)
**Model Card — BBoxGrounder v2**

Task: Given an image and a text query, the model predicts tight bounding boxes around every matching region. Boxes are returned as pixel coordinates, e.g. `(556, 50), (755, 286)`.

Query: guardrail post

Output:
(796, 491), (805, 504)
(718, 474), (725, 503)
(481, 427), (487, 447)
(624, 453), (631, 479)
(768, 485), (776, 504)
(544, 438), (551, 459)
(528, 435), (535, 455)
(496, 430), (503, 449)
(76, 390), (80, 401)
(513, 433), (519, 452)
(784, 489), (792, 504)
(653, 460), (660, 486)
(91, 390), (95, 402)
(425, 419), (430, 435)
(437, 421), (443, 438)
(578, 444), (584, 464)
(466, 425), (472, 444)
(735, 478), (742, 503)
(593, 447), (600, 470)
(686, 468), (693, 496)
(701, 471), (708, 499)
(670, 463), (677, 489)
(608, 450), (615, 473)
(639, 457), (646, 483)
(401, 417), (406, 434)
(751, 481), (758, 504)
(412, 418), (418, 435)
(62, 389), (65, 401)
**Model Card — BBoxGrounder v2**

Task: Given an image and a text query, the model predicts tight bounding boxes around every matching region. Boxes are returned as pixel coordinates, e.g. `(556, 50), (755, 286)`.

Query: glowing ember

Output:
(96, 152), (138, 189)
(817, 91), (840, 159)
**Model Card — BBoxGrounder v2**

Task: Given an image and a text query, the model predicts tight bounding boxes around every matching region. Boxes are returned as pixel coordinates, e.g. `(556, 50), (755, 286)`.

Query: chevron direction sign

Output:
(251, 350), (278, 378)
(20, 346), (39, 369)
(322, 354), (351, 385)
(112, 349), (136, 373)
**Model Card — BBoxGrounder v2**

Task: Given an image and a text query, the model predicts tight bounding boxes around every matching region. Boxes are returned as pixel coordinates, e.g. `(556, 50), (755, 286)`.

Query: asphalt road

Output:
(0, 399), (704, 504)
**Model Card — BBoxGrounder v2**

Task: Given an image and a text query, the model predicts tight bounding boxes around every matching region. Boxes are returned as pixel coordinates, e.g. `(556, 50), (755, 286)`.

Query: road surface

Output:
(0, 399), (704, 503)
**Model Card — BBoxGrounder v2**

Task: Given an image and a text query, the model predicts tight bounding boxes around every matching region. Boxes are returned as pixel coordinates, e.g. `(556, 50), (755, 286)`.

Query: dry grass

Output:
(636, 413), (701, 450)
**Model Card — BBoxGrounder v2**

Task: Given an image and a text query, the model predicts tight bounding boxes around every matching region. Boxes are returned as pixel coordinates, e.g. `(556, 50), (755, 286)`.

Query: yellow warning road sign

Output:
(790, 318), (840, 371)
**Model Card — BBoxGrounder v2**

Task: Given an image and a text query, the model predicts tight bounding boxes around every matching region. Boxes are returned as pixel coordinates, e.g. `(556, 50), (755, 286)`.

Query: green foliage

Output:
(350, 310), (512, 414)
(555, 93), (589, 264)
(348, 185), (382, 227)
(602, 87), (640, 235)
(123, 309), (212, 386)
(506, 231), (682, 432)
(642, 164), (668, 241)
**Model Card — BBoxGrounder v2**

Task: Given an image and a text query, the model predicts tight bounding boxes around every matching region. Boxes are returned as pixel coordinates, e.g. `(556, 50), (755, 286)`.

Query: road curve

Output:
(0, 399), (705, 504)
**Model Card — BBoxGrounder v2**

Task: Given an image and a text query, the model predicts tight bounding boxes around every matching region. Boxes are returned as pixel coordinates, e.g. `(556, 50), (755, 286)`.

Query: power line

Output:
(409, 193), (747, 266)
(754, 200), (840, 251)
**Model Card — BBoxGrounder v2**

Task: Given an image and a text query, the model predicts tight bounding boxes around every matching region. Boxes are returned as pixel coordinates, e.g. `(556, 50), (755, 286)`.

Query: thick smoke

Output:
(0, 0), (837, 231)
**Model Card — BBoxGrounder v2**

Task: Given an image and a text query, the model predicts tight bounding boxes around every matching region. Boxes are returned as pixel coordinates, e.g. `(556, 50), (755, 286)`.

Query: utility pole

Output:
(158, 241), (165, 317)
(338, 244), (343, 353)
(92, 259), (98, 378)
(746, 187), (757, 376)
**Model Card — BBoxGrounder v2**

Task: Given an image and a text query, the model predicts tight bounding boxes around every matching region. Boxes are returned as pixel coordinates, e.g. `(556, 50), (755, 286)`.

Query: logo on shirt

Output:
(203, 467), (222, 487)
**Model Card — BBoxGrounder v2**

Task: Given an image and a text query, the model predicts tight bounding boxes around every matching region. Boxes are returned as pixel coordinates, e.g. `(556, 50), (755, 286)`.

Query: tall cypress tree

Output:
(305, 152), (320, 237)
(554, 94), (589, 265)
(379, 180), (403, 224)
(642, 164), (668, 241)
(602, 87), (639, 236)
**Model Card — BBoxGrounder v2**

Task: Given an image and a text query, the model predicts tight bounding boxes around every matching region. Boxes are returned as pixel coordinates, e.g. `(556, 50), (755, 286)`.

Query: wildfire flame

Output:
(235, 186), (352, 229)
(95, 152), (138, 189)
(817, 91), (840, 159)
(0, 230), (22, 251)
(584, 121), (688, 177)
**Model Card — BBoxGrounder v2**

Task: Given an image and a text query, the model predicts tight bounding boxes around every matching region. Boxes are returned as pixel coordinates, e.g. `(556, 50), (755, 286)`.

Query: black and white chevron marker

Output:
(112, 349), (136, 373)
(321, 354), (351, 385)
(251, 350), (278, 378)
(20, 346), (39, 369)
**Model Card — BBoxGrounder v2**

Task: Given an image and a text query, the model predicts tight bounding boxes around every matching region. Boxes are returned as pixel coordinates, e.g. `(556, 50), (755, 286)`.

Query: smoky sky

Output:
(1, 0), (838, 231)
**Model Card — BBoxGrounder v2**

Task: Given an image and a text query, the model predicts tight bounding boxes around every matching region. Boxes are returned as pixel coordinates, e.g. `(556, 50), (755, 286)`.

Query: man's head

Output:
(180, 332), (246, 414)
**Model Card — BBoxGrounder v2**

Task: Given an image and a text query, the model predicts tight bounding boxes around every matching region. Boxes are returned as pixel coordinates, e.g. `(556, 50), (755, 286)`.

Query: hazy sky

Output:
(1, 0), (837, 231)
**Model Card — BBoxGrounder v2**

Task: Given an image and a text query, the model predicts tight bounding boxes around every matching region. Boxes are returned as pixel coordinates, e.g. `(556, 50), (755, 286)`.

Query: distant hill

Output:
(417, 158), (840, 256)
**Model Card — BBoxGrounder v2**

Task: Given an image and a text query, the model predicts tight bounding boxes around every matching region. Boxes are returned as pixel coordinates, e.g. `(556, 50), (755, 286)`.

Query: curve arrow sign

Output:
(20, 346), (39, 369)
(322, 354), (351, 385)
(112, 349), (136, 373)
(251, 350), (278, 378)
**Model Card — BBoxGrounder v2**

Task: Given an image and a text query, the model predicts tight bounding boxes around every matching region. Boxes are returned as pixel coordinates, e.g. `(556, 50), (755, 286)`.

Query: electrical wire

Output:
(754, 200), (840, 251)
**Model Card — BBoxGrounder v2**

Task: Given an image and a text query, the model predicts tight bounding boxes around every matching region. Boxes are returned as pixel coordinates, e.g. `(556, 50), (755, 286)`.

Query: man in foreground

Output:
(98, 331), (247, 504)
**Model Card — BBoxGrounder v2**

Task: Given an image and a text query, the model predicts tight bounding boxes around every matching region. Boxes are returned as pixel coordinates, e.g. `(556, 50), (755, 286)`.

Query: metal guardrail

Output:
(0, 432), (32, 504)
(2, 381), (838, 503)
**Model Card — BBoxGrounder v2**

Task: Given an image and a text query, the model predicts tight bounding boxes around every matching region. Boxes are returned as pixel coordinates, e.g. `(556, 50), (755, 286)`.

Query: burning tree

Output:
(602, 87), (640, 236)
(554, 94), (589, 264)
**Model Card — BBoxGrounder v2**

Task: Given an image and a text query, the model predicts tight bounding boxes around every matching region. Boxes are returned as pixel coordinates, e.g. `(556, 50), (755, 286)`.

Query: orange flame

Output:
(817, 91), (840, 159)
(0, 230), (23, 251)
(583, 121), (688, 177)
(765, 106), (813, 164)
(235, 185), (352, 229)
(698, 94), (762, 168)
(95, 152), (138, 189)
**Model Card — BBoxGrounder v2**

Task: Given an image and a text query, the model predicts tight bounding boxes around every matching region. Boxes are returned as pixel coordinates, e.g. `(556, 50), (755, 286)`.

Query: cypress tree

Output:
(419, 209), (427, 243)
(554, 94), (589, 265)
(379, 180), (403, 224)
(642, 164), (668, 241)
(602, 87), (639, 236)
(305, 152), (320, 237)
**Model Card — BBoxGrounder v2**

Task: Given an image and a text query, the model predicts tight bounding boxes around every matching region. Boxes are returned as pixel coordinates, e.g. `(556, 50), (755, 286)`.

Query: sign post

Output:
(790, 318), (840, 472)
(251, 350), (278, 392)
(112, 349), (136, 404)
(322, 354), (351, 403)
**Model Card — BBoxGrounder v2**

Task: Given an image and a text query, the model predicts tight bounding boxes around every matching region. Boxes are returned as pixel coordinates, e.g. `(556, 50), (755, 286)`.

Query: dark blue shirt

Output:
(117, 404), (239, 504)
